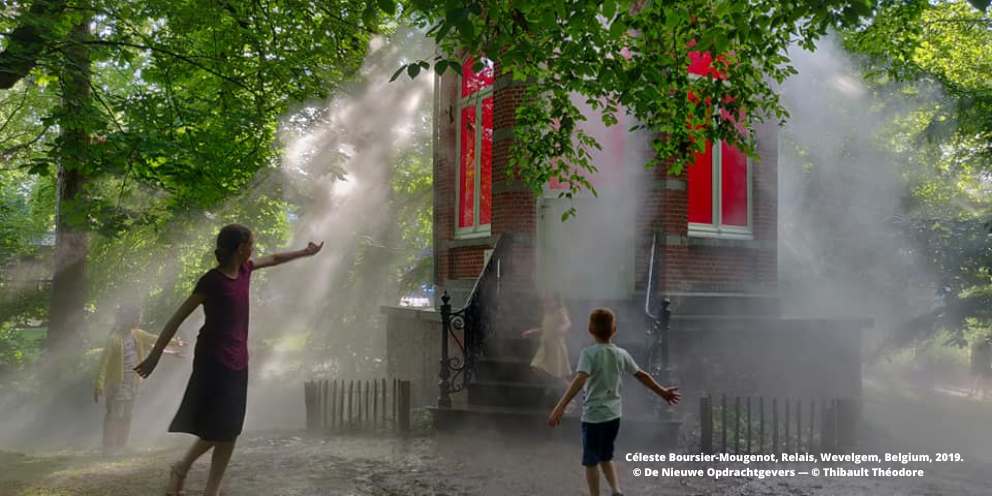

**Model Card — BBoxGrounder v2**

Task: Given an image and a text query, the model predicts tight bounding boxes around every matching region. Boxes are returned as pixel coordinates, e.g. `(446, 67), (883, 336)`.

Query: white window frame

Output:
(685, 64), (753, 240)
(687, 139), (753, 239)
(454, 59), (494, 239)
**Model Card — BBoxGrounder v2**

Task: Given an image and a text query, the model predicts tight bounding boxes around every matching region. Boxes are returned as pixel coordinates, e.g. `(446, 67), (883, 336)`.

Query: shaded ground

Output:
(2, 431), (991, 495)
(3, 377), (992, 495)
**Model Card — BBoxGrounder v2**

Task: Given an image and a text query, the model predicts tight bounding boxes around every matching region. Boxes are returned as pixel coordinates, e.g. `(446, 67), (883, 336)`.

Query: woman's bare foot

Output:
(166, 462), (187, 496)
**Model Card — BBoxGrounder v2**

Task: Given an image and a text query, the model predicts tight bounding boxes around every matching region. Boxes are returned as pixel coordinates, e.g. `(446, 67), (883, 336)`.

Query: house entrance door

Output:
(535, 96), (654, 301)
(537, 197), (635, 301)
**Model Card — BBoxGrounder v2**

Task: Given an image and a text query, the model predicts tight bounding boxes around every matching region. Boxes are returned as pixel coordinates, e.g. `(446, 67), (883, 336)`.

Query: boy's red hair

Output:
(588, 308), (616, 341)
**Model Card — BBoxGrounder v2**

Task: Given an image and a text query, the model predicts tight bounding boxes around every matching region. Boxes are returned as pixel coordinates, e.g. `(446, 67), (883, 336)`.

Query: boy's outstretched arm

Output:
(634, 370), (681, 406)
(548, 372), (588, 427)
(253, 241), (324, 269)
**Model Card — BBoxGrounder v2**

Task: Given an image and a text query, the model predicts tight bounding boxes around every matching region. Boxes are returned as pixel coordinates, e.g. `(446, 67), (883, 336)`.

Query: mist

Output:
(537, 95), (655, 303)
(777, 35), (936, 347)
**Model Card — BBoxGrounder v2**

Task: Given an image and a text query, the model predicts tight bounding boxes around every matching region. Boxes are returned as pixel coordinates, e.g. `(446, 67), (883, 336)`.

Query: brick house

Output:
(433, 52), (779, 308)
(385, 50), (867, 432)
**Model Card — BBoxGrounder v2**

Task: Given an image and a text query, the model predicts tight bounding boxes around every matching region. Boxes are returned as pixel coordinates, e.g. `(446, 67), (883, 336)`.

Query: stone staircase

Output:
(432, 333), (564, 430)
(429, 234), (680, 442)
(432, 333), (681, 446)
(469, 337), (559, 407)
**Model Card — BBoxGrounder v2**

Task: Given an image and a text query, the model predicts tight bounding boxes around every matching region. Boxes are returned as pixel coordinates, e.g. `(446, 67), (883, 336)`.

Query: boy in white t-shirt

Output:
(548, 308), (681, 496)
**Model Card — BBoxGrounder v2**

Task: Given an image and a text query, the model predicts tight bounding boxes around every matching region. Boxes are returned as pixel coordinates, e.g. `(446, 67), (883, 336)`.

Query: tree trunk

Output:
(45, 19), (91, 353)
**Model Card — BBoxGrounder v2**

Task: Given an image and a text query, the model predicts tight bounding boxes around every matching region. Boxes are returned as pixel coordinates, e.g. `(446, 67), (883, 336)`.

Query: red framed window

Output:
(456, 56), (494, 236)
(686, 47), (751, 238)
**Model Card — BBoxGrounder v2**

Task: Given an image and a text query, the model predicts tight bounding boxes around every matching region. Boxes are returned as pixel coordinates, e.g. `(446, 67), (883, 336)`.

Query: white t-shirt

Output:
(575, 342), (642, 423)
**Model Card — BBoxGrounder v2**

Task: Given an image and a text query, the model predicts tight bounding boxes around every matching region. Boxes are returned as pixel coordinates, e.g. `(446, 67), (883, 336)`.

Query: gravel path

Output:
(2, 429), (991, 496)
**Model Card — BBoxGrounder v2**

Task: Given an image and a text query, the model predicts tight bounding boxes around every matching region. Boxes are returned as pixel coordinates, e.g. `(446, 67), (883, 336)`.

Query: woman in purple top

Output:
(135, 224), (322, 496)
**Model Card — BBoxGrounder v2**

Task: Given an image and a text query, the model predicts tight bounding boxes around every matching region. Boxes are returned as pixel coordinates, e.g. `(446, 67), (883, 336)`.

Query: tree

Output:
(0, 0), (70, 89)
(842, 0), (992, 345)
(395, 0), (874, 216)
(0, 1), (388, 350)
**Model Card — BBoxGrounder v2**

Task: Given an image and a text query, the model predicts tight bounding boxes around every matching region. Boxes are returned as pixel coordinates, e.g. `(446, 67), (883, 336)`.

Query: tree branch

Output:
(78, 39), (256, 93)
(0, 0), (69, 89)
(0, 124), (52, 163)
(0, 86), (31, 136)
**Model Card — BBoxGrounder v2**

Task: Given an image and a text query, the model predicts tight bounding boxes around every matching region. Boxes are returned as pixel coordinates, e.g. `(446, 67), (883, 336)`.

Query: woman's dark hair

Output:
(214, 224), (253, 264)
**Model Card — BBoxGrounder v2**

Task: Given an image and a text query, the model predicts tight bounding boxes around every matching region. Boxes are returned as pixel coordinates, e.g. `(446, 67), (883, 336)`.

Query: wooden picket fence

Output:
(700, 395), (859, 454)
(304, 378), (411, 434)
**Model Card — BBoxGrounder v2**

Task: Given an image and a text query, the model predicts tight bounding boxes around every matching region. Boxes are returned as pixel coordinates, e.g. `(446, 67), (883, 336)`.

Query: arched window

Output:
(455, 56), (494, 238)
(686, 50), (752, 238)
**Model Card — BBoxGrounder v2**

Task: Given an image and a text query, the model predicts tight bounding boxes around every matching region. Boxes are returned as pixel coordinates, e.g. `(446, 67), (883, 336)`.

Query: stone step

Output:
(467, 380), (559, 409)
(483, 336), (538, 360)
(476, 357), (543, 383)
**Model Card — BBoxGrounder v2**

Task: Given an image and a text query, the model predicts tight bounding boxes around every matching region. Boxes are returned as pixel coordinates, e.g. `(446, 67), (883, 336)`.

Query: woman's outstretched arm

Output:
(134, 293), (204, 378)
(252, 241), (324, 269)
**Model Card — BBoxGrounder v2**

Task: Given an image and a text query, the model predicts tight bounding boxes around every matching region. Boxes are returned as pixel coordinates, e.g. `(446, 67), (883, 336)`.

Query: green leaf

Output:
(363, 4), (378, 28)
(436, 21), (453, 41)
(390, 64), (407, 82)
(377, 0), (397, 16)
(968, 0), (990, 12)
(407, 63), (421, 79)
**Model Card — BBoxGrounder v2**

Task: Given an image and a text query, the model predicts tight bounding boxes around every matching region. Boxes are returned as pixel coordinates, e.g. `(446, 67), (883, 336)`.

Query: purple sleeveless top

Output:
(192, 260), (253, 370)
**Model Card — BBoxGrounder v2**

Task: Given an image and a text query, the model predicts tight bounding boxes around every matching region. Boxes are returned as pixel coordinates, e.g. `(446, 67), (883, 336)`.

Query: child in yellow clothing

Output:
(94, 305), (184, 454)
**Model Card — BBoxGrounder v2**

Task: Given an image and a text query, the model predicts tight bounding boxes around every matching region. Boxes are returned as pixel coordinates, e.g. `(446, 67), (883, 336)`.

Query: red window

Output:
(456, 56), (494, 236)
(686, 47), (751, 237)
(720, 141), (748, 227)
(458, 106), (476, 229)
(687, 141), (714, 224)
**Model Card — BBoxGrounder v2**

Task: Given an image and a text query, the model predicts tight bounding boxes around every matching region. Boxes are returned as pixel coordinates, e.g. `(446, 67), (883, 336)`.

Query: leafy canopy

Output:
(0, 0), (385, 235)
(842, 0), (992, 343)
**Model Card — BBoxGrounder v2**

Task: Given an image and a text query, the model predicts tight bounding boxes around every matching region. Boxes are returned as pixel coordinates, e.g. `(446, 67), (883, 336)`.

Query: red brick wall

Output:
(448, 246), (486, 279)
(434, 64), (538, 291)
(433, 69), (457, 286)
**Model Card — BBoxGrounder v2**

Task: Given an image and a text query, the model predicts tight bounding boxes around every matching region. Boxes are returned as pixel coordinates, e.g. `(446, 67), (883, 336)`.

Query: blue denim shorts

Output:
(581, 418), (621, 466)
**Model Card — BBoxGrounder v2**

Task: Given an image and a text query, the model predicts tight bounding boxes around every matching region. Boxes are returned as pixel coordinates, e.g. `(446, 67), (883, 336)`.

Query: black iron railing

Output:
(644, 232), (673, 417)
(304, 378), (412, 435)
(699, 394), (860, 454)
(437, 234), (507, 408)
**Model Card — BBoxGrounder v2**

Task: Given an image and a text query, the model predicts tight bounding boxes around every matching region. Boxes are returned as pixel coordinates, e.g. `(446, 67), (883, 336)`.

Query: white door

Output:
(536, 96), (653, 301)
(538, 197), (635, 300)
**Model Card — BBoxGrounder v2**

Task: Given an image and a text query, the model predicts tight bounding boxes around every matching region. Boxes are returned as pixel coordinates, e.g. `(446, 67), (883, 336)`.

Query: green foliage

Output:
(0, 169), (53, 267)
(843, 0), (992, 344)
(0, 0), (388, 235)
(846, 1), (992, 171)
(0, 1), (399, 366)
(0, 322), (43, 375)
(398, 0), (874, 214)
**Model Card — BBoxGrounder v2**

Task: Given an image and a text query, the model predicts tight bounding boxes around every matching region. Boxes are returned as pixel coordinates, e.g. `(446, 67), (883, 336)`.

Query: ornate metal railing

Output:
(437, 234), (507, 408)
(644, 232), (674, 416)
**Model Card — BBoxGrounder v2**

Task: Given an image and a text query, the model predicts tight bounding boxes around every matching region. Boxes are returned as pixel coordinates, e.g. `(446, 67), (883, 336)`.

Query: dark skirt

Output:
(168, 356), (248, 442)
